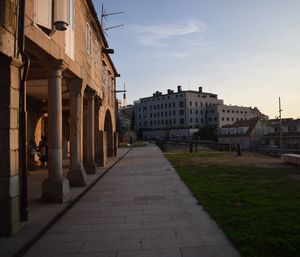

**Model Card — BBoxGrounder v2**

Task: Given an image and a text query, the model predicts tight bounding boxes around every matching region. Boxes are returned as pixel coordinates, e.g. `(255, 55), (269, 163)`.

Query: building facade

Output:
(135, 86), (266, 138)
(261, 119), (300, 150)
(218, 118), (267, 150)
(0, 0), (118, 236)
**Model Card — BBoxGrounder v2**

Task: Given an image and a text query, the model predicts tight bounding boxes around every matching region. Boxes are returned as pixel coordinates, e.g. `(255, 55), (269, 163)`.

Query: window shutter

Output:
(35, 0), (52, 29)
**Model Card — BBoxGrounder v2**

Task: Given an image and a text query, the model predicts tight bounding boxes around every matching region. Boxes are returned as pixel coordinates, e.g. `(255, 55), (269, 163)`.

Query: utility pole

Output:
(279, 97), (283, 154)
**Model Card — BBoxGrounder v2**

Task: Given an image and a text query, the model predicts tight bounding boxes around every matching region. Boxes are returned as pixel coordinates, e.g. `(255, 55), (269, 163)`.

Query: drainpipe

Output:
(18, 0), (30, 222)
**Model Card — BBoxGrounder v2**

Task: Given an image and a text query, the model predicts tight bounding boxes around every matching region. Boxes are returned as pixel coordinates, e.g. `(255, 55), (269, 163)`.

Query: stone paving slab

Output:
(0, 148), (129, 257)
(23, 145), (240, 257)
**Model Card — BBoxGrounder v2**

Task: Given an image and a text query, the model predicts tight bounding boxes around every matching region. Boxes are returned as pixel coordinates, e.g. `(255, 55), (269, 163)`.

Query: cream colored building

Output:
(0, 0), (118, 236)
(135, 86), (267, 138)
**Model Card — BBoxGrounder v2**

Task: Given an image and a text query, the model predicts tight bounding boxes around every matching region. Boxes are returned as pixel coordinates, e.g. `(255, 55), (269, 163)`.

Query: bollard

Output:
(189, 143), (193, 153)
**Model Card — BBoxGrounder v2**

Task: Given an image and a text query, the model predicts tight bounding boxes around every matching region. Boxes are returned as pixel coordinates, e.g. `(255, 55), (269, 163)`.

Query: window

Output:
(232, 117), (234, 121)
(195, 102), (198, 107)
(161, 104), (163, 109)
(189, 101), (192, 106)
(35, 0), (52, 30)
(102, 62), (106, 97)
(94, 41), (99, 66)
(180, 118), (185, 125)
(161, 112), (164, 117)
(165, 103), (167, 108)
(169, 103), (171, 108)
(196, 118), (198, 123)
(179, 101), (184, 108)
(86, 23), (92, 54)
(65, 0), (75, 59)
(190, 110), (192, 115)
(107, 75), (112, 102)
(173, 102), (176, 107)
(190, 118), (193, 123)
(173, 110), (176, 115)
(222, 117), (224, 121)
(179, 110), (184, 116)
(173, 119), (176, 124)
(169, 110), (172, 115)
(195, 110), (198, 115)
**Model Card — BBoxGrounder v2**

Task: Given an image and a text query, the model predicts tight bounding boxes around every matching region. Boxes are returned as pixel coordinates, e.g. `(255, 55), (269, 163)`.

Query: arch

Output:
(104, 109), (114, 157)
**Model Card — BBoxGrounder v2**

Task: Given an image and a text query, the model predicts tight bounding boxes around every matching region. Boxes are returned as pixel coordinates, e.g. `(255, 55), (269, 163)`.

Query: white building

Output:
(135, 86), (267, 138)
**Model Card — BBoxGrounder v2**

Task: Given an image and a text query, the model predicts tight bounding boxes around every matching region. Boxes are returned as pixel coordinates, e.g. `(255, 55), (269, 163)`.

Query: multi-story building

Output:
(261, 118), (300, 150)
(207, 105), (268, 129)
(0, 0), (118, 236)
(218, 118), (268, 150)
(135, 86), (266, 138)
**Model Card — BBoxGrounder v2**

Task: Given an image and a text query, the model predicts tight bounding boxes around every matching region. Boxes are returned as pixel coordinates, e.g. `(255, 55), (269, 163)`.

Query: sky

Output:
(92, 0), (300, 119)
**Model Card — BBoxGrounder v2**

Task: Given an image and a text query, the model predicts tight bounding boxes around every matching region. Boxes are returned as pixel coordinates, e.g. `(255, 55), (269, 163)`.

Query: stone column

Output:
(66, 79), (87, 186)
(84, 89), (97, 173)
(0, 53), (23, 236)
(42, 60), (69, 203)
(98, 131), (107, 166)
(114, 131), (118, 157)
(94, 97), (102, 166)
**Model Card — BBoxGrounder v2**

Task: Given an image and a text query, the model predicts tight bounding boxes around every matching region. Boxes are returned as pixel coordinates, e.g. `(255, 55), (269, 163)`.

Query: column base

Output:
(67, 163), (87, 187)
(84, 161), (97, 174)
(41, 176), (69, 203)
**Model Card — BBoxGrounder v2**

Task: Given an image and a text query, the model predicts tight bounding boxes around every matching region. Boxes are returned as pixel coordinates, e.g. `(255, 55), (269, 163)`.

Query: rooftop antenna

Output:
(100, 3), (124, 35)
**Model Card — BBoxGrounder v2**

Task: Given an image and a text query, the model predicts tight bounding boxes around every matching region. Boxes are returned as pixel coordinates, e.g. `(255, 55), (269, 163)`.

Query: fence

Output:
(153, 139), (231, 153)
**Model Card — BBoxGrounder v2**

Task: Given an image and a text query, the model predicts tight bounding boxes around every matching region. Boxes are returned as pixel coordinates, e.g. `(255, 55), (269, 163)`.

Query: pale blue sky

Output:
(93, 0), (300, 119)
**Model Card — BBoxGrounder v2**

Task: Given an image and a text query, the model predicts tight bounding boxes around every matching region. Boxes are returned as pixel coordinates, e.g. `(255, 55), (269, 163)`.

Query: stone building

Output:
(0, 0), (118, 236)
(135, 86), (266, 138)
(261, 118), (300, 150)
(218, 118), (267, 150)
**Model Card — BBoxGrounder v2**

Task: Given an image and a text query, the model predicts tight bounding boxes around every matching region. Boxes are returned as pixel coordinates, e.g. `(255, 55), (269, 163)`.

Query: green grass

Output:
(166, 151), (300, 257)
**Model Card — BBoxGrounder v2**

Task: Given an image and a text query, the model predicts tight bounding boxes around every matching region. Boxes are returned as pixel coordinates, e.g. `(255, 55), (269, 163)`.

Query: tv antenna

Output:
(101, 4), (124, 34)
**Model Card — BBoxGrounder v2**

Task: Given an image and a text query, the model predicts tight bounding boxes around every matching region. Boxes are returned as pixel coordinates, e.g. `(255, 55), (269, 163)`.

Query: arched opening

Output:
(104, 109), (114, 157)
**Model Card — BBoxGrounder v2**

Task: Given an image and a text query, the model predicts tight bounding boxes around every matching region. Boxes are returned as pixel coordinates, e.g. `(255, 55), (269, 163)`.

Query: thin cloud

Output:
(131, 20), (207, 47)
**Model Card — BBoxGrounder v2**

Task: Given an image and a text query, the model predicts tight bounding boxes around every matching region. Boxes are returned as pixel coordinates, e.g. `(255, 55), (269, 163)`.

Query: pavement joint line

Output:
(13, 147), (132, 257)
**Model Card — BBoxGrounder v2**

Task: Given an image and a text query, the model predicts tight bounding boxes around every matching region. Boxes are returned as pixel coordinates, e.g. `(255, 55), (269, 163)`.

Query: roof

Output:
(219, 118), (260, 137)
(221, 118), (259, 129)
(138, 90), (217, 101)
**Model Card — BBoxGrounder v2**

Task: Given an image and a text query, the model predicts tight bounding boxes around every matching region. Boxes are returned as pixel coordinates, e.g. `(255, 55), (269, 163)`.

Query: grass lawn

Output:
(166, 151), (300, 257)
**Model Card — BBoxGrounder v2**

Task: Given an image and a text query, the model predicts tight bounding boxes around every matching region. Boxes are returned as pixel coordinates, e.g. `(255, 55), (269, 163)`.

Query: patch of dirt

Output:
(185, 151), (286, 169)
(288, 174), (300, 180)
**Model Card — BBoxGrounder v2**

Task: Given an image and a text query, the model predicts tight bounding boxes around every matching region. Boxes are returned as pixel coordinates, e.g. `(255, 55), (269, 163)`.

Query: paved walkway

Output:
(24, 145), (240, 257)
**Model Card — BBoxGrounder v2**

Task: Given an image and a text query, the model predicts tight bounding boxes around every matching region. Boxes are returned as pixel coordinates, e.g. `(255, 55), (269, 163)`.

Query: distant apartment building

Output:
(261, 118), (300, 150)
(135, 86), (267, 138)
